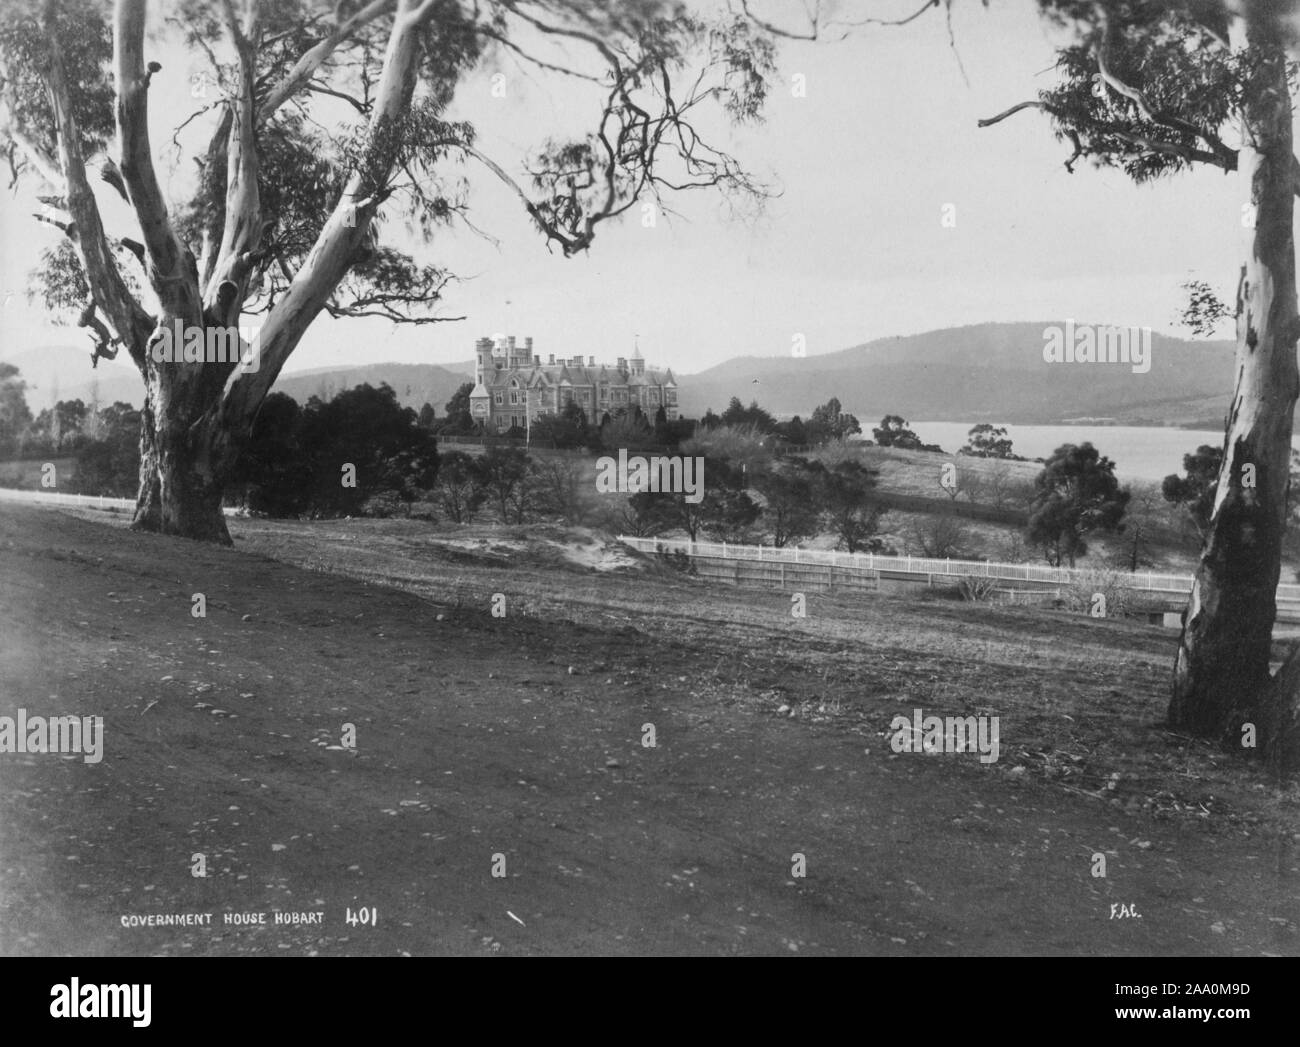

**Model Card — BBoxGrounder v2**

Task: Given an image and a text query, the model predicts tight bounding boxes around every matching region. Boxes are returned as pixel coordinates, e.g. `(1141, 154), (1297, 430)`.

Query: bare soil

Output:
(0, 503), (1297, 956)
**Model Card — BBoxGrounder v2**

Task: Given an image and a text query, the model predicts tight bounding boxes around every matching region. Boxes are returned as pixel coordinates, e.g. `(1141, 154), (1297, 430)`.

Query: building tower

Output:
(475, 337), (494, 386)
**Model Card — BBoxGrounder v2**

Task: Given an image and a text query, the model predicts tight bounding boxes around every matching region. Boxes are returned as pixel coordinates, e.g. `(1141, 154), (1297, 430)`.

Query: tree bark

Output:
(132, 398), (161, 530)
(1169, 1), (1300, 745)
(129, 369), (235, 543)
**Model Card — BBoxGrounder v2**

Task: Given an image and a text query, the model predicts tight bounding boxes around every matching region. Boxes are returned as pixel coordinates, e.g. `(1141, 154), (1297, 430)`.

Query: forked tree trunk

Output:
(110, 0), (434, 545)
(1169, 3), (1299, 749)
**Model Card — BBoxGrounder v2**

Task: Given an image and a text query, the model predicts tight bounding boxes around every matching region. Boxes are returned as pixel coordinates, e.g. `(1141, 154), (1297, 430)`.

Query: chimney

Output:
(617, 357), (627, 370)
(548, 354), (555, 365)
(507, 336), (516, 349)
(571, 356), (583, 367)
(525, 337), (534, 351)
(534, 355), (541, 366)
(588, 356), (595, 367)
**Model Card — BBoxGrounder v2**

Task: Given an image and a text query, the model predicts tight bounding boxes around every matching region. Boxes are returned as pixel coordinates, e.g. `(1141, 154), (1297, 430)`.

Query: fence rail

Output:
(0, 487), (239, 516)
(620, 534), (1300, 603)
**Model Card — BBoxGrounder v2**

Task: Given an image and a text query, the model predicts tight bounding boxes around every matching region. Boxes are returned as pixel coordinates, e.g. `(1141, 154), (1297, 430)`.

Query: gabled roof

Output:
(469, 381), (489, 399)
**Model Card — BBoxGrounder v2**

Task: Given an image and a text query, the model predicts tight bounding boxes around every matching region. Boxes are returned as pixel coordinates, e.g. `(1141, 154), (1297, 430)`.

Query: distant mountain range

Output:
(3, 322), (1244, 429)
(675, 322), (1238, 429)
(1, 345), (144, 411)
(272, 363), (474, 413)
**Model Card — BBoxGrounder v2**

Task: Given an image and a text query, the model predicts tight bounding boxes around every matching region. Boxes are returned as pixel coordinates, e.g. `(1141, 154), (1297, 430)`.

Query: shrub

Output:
(1062, 568), (1134, 617)
(957, 576), (998, 602)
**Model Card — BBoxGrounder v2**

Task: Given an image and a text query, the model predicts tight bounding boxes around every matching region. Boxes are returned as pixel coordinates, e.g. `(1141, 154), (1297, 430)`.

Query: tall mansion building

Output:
(468, 336), (679, 432)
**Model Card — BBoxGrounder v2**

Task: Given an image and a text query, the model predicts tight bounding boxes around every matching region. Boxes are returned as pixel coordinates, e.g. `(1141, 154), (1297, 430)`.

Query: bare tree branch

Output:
(306, 80), (372, 114)
(257, 0), (394, 121)
(3, 121), (65, 189)
(113, 0), (200, 316)
(1093, 21), (1235, 168)
(41, 0), (152, 368)
(978, 96), (1241, 175)
(204, 0), (264, 323)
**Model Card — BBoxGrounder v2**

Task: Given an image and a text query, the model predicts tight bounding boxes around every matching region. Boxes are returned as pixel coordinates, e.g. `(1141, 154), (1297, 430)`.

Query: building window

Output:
(580, 391), (590, 403)
(509, 391), (518, 405)
(494, 392), (503, 405)
(666, 390), (677, 405)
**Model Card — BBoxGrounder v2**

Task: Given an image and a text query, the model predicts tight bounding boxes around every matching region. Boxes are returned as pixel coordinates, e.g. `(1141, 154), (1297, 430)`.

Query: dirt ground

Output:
(0, 503), (1297, 956)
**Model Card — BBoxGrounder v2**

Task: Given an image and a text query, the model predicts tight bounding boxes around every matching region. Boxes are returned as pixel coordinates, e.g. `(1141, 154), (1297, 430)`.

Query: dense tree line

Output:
(232, 384), (438, 518)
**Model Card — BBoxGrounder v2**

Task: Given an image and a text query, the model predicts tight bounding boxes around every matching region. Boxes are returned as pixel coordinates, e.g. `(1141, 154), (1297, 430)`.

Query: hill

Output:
(0, 344), (143, 411)
(0, 346), (475, 414)
(271, 362), (475, 412)
(3, 322), (1244, 428)
(678, 322), (1237, 428)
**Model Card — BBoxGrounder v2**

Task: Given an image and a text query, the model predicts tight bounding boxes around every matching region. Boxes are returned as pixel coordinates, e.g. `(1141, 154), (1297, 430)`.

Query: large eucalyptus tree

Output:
(743, 0), (1300, 766)
(0, 0), (771, 541)
(974, 0), (1300, 764)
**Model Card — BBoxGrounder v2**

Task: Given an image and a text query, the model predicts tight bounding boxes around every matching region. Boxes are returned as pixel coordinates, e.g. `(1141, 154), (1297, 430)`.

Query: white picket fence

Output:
(0, 487), (237, 516)
(0, 487), (134, 511)
(619, 534), (1300, 604)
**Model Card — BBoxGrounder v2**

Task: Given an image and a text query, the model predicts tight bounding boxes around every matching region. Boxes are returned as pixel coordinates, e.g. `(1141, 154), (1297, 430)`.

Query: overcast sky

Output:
(0, 0), (1251, 381)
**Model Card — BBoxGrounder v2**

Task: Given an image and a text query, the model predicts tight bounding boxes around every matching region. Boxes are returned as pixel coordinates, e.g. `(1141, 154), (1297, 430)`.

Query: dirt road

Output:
(0, 504), (1295, 955)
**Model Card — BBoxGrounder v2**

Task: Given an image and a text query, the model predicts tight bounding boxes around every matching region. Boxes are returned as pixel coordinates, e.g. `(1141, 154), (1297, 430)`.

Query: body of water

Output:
(907, 422), (1300, 484)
